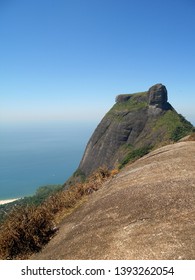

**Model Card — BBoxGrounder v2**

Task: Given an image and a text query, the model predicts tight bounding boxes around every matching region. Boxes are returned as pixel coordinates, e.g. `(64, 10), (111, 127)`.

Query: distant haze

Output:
(0, 0), (195, 125)
(0, 121), (95, 199)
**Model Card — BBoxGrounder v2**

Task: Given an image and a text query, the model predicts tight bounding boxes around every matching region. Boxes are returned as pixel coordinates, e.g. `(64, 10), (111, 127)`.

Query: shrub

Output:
(0, 205), (56, 259)
(0, 185), (63, 225)
(153, 111), (193, 143)
(171, 126), (187, 141)
(73, 169), (86, 182)
(0, 167), (115, 259)
(119, 146), (152, 169)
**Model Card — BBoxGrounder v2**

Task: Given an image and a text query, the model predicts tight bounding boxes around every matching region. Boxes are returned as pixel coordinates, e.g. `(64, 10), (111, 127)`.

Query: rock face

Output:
(32, 141), (195, 260)
(148, 83), (168, 109)
(115, 94), (132, 103)
(77, 84), (193, 177)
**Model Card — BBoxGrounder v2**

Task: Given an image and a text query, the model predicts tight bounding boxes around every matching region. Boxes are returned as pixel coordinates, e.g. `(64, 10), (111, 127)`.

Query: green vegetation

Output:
(114, 93), (147, 111)
(119, 146), (152, 169)
(107, 92), (148, 120)
(154, 111), (193, 142)
(118, 110), (193, 170)
(72, 168), (86, 182)
(0, 168), (115, 260)
(170, 114), (193, 141)
(0, 185), (63, 224)
(29, 184), (63, 205)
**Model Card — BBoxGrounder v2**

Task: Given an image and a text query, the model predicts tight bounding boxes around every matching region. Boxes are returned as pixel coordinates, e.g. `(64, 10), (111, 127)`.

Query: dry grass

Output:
(188, 132), (195, 141)
(0, 205), (55, 259)
(0, 167), (117, 259)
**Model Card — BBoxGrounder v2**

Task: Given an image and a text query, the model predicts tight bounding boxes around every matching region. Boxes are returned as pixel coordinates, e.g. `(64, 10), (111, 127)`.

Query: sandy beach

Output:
(0, 198), (20, 205)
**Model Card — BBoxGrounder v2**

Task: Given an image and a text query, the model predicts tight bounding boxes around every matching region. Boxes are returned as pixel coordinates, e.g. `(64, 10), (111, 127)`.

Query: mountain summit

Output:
(77, 84), (193, 177)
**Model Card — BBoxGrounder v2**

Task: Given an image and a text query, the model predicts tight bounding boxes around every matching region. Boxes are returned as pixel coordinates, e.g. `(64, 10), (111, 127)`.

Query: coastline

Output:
(0, 198), (21, 205)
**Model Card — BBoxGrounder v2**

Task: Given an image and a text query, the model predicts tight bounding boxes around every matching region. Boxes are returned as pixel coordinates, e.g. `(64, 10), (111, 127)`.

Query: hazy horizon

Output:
(1, 0), (195, 125)
(0, 120), (96, 200)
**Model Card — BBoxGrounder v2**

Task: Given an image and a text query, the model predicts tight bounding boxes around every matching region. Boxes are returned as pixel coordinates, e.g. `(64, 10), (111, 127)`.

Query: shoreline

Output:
(0, 198), (21, 205)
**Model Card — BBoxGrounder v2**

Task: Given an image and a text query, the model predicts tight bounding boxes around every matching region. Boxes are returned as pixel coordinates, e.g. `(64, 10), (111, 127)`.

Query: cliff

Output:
(77, 84), (193, 177)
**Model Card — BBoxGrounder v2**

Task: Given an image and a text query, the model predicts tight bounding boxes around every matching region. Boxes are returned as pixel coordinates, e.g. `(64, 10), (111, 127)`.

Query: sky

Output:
(0, 0), (195, 125)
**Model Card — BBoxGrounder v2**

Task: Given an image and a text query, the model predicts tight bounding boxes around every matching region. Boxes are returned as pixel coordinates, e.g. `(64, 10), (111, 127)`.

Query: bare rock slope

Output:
(33, 141), (195, 260)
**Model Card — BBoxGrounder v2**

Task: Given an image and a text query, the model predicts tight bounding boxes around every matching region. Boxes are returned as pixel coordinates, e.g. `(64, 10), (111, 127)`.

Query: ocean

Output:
(0, 121), (96, 200)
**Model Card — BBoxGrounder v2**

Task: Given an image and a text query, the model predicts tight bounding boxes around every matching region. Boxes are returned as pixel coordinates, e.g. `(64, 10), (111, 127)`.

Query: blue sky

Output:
(0, 0), (195, 124)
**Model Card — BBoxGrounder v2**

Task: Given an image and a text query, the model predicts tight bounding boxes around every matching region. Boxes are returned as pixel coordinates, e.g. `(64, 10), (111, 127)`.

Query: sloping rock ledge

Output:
(32, 141), (195, 260)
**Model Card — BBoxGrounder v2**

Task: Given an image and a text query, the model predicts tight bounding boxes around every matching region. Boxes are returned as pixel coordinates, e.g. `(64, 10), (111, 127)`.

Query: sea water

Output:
(0, 121), (95, 200)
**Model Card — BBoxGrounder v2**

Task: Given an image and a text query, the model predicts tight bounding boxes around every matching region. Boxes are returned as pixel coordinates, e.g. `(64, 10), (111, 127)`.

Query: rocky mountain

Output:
(77, 84), (193, 178)
(30, 84), (195, 260)
(1, 83), (194, 261)
(32, 140), (195, 260)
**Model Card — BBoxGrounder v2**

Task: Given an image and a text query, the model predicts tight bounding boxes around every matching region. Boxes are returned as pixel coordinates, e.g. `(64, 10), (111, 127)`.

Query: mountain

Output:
(32, 140), (195, 260)
(1, 84), (194, 260)
(76, 84), (193, 178)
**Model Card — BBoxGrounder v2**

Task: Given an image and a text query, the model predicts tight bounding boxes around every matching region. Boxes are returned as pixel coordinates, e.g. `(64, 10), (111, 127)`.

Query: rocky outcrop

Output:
(32, 141), (195, 260)
(77, 84), (193, 177)
(148, 83), (169, 109)
(115, 94), (132, 103)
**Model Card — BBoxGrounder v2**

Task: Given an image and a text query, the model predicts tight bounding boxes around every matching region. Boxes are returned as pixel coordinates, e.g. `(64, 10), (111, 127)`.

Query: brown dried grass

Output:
(0, 167), (116, 259)
(188, 132), (195, 141)
(0, 205), (55, 259)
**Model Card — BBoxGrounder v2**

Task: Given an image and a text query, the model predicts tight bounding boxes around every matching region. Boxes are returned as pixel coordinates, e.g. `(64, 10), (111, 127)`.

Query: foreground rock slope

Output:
(32, 140), (195, 260)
